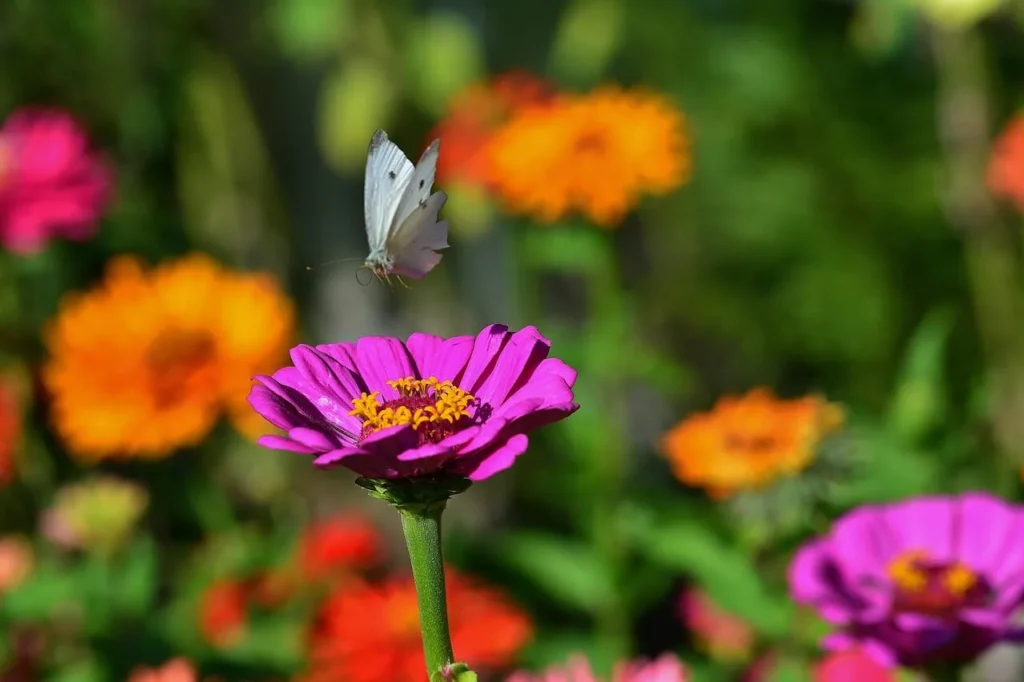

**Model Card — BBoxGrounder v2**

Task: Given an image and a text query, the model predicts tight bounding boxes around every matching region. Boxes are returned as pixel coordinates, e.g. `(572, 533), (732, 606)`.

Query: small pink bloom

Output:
(126, 658), (197, 682)
(741, 652), (777, 682)
(0, 536), (33, 594)
(0, 108), (112, 254)
(507, 653), (688, 682)
(813, 650), (895, 682)
(678, 589), (754, 662)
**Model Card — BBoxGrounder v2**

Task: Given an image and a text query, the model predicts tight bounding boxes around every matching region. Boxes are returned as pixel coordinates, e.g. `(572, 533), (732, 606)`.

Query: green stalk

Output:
(400, 505), (455, 679)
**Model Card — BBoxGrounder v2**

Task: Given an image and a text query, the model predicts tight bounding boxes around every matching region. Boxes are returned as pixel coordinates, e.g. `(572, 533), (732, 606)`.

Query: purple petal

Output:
(457, 324), (511, 394)
(884, 497), (957, 562)
(955, 493), (1024, 579)
(247, 383), (306, 431)
(830, 507), (898, 585)
(471, 326), (549, 406)
(406, 332), (474, 382)
(288, 426), (341, 451)
(788, 541), (882, 624)
(463, 433), (530, 481)
(354, 336), (416, 400)
(314, 341), (359, 372)
(257, 434), (318, 454)
(290, 345), (364, 424)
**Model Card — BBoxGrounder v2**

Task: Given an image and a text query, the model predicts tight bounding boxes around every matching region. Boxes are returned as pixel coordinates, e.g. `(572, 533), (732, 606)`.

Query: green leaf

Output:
(767, 656), (813, 682)
(496, 532), (615, 615)
(46, 658), (107, 682)
(2, 563), (81, 621)
(404, 12), (485, 117)
(548, 0), (625, 87)
(114, 537), (158, 615)
(624, 516), (793, 638)
(519, 224), (614, 276)
(886, 308), (954, 444)
(270, 0), (350, 61)
(830, 421), (939, 505)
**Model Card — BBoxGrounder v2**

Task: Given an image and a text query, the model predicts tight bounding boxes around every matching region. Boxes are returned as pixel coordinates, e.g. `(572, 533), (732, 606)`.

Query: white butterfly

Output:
(363, 129), (449, 284)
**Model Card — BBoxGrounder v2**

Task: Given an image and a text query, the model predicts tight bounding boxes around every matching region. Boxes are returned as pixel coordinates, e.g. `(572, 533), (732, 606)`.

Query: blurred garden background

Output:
(4, 0), (1024, 680)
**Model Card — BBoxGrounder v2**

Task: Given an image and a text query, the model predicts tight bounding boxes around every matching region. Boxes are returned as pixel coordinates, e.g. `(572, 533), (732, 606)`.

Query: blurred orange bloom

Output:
(127, 659), (197, 682)
(429, 70), (555, 189)
(0, 377), (20, 486)
(0, 537), (33, 594)
(660, 388), (843, 498)
(487, 86), (690, 226)
(42, 254), (295, 461)
(988, 115), (1024, 212)
(198, 579), (249, 649)
(300, 571), (532, 682)
(300, 515), (381, 581)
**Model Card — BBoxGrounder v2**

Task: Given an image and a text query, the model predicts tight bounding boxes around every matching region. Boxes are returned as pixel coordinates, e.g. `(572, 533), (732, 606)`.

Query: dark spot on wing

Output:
(418, 179), (424, 189)
(388, 171), (397, 180)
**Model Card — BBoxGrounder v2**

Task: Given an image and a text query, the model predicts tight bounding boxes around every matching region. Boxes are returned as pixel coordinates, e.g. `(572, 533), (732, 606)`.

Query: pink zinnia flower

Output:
(789, 492), (1024, 669)
(813, 650), (895, 682)
(126, 658), (197, 682)
(507, 653), (688, 682)
(0, 108), (112, 254)
(247, 324), (578, 480)
(678, 588), (754, 662)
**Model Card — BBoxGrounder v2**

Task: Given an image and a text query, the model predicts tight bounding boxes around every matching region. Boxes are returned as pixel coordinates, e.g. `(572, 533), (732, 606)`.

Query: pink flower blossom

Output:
(678, 588), (754, 662)
(506, 653), (688, 682)
(0, 108), (112, 254)
(813, 650), (895, 682)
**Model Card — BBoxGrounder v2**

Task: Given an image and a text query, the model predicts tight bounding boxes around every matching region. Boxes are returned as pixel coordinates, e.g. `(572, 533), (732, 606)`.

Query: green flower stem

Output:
(400, 505), (455, 679)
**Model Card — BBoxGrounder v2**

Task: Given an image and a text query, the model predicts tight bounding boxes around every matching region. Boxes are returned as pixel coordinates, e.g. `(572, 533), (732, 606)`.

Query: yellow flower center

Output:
(348, 376), (475, 444)
(886, 550), (987, 619)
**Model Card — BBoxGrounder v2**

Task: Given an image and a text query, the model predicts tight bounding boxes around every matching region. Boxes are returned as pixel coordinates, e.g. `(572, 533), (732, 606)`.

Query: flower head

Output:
(813, 650), (894, 682)
(430, 71), (555, 189)
(988, 115), (1024, 212)
(43, 254), (295, 461)
(0, 537), (33, 595)
(789, 492), (1024, 668)
(660, 388), (843, 498)
(0, 375), (21, 487)
(487, 86), (689, 226)
(198, 579), (249, 649)
(41, 476), (147, 555)
(678, 589), (754, 662)
(127, 658), (198, 682)
(301, 570), (532, 682)
(248, 324), (578, 482)
(300, 515), (381, 581)
(507, 653), (689, 682)
(0, 108), (112, 254)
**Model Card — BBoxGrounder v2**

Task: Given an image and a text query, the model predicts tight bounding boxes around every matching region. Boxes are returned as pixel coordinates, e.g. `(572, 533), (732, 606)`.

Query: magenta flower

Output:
(812, 650), (894, 682)
(789, 492), (1024, 669)
(0, 108), (112, 254)
(247, 324), (578, 480)
(506, 653), (688, 682)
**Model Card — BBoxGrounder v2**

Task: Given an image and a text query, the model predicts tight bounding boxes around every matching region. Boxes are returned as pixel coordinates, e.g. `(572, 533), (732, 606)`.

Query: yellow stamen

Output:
(887, 550), (928, 592)
(348, 376), (475, 436)
(943, 563), (977, 595)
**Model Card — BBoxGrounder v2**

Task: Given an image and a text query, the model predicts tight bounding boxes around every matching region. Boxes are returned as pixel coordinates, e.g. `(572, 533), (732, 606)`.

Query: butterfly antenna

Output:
(305, 256), (363, 273)
(396, 275), (411, 290)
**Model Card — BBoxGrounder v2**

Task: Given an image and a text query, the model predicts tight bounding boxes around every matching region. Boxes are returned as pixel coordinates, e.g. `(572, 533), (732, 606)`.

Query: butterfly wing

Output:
(364, 129), (414, 254)
(390, 139), (440, 232)
(389, 191), (450, 279)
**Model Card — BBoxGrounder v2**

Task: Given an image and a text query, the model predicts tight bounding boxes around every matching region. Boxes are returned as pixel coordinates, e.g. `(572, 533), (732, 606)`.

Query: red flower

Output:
(0, 109), (112, 254)
(300, 516), (381, 581)
(988, 115), (1024, 212)
(300, 571), (532, 682)
(428, 71), (555, 189)
(813, 650), (894, 682)
(0, 378), (20, 487)
(198, 579), (248, 648)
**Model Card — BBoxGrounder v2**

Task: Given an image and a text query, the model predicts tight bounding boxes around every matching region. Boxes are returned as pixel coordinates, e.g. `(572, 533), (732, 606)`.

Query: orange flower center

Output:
(145, 327), (216, 407)
(573, 129), (610, 154)
(348, 376), (475, 445)
(886, 550), (989, 619)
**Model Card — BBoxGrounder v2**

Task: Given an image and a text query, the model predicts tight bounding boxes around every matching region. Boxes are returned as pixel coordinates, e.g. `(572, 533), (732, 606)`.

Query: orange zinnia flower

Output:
(429, 70), (555, 189)
(988, 115), (1024, 212)
(487, 86), (690, 226)
(0, 376), (20, 486)
(300, 571), (532, 682)
(42, 254), (295, 461)
(300, 515), (381, 581)
(198, 579), (249, 648)
(660, 388), (843, 498)
(127, 658), (198, 682)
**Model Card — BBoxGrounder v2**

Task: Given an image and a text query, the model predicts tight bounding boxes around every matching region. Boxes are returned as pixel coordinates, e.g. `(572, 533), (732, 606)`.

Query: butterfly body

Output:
(363, 129), (449, 283)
